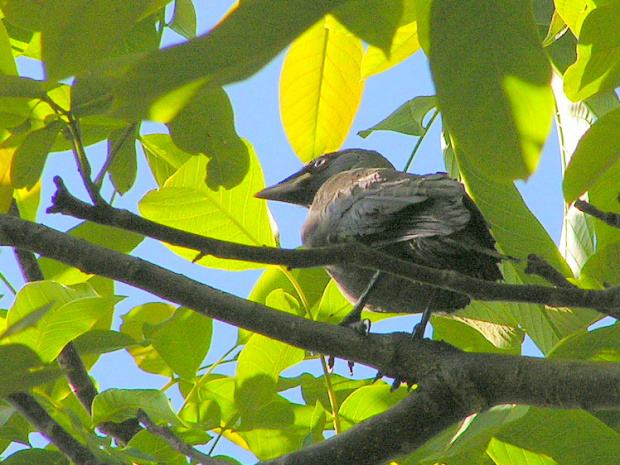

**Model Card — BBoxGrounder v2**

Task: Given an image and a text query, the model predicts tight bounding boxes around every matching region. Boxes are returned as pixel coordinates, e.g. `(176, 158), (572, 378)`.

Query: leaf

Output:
(126, 430), (187, 465)
(430, 0), (553, 180)
(143, 307), (212, 379)
(121, 302), (176, 377)
(72, 330), (138, 355)
(495, 408), (620, 465)
(140, 133), (193, 187)
(10, 121), (64, 189)
(358, 95), (436, 138)
(487, 437), (558, 465)
(333, 0), (402, 54)
(167, 86), (249, 188)
(563, 2), (620, 101)
(1, 0), (169, 80)
(0, 74), (45, 99)
(0, 302), (54, 339)
(1, 448), (69, 465)
(92, 388), (180, 426)
(83, 0), (352, 122)
(0, 344), (61, 396)
(235, 334), (304, 422)
(548, 323), (620, 362)
(338, 383), (408, 431)
(108, 125), (138, 195)
(139, 144), (276, 270)
(280, 16), (364, 162)
(563, 107), (620, 203)
(4, 281), (121, 363)
(581, 241), (620, 288)
(169, 0), (197, 40)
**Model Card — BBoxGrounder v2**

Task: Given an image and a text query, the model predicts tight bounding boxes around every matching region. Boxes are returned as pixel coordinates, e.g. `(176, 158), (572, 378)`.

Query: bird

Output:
(255, 148), (505, 338)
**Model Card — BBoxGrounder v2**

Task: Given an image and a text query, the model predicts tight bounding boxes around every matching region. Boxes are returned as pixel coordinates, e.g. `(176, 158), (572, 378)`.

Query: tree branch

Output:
(6, 393), (108, 465)
(574, 198), (620, 229)
(47, 178), (620, 316)
(9, 202), (141, 446)
(1, 213), (620, 464)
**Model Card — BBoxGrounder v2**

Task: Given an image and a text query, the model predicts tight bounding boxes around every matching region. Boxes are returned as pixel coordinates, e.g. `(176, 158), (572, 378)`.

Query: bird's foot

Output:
(327, 356), (356, 375)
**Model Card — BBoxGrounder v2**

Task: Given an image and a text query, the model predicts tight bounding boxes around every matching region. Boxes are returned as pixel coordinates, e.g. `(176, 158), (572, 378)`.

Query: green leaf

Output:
(1, 448), (68, 465)
(280, 16), (364, 162)
(588, 158), (620, 252)
(143, 307), (212, 379)
(581, 241), (620, 288)
(0, 74), (45, 99)
(548, 323), (620, 361)
(121, 302), (177, 377)
(0, 345), (61, 396)
(403, 405), (529, 465)
(92, 388), (180, 426)
(338, 383), (408, 430)
(10, 120), (64, 189)
(168, 86), (249, 188)
(495, 408), (620, 465)
(169, 0), (197, 40)
(563, 107), (620, 203)
(563, 2), (620, 101)
(126, 430), (187, 465)
(430, 0), (553, 180)
(72, 329), (138, 355)
(108, 125), (138, 195)
(235, 334), (304, 421)
(432, 309), (523, 355)
(1, 0), (169, 80)
(5, 282), (121, 363)
(334, 0), (402, 54)
(140, 133), (193, 187)
(179, 376), (236, 428)
(97, 0), (352, 122)
(487, 437), (558, 465)
(358, 95), (436, 138)
(0, 302), (54, 339)
(139, 143), (276, 270)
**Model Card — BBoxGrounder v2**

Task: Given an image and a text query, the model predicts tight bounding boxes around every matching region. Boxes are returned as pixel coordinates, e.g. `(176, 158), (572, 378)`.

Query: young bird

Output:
(256, 149), (504, 337)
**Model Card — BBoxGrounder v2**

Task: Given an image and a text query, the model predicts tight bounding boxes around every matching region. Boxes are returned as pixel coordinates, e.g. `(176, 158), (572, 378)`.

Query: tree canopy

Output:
(0, 0), (620, 464)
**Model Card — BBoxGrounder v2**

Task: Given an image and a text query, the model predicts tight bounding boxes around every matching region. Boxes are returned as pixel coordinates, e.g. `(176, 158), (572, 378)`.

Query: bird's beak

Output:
(255, 171), (314, 206)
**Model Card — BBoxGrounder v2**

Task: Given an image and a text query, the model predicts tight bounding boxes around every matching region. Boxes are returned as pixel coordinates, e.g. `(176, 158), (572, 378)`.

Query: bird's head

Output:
(255, 149), (395, 207)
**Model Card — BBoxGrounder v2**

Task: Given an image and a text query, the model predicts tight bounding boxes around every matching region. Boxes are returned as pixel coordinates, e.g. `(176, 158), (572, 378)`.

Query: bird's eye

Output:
(313, 157), (327, 168)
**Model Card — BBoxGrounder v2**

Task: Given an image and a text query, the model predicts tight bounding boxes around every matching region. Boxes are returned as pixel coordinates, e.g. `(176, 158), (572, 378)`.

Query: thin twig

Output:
(574, 199), (620, 229)
(136, 409), (226, 465)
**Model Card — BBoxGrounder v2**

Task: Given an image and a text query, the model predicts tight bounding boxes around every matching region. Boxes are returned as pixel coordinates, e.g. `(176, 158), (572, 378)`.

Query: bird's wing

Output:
(325, 170), (472, 247)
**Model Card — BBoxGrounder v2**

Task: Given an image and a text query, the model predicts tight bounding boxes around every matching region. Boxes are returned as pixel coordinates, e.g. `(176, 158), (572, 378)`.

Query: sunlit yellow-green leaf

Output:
(280, 16), (364, 162)
(139, 141), (275, 270)
(563, 2), (620, 101)
(554, 0), (590, 35)
(430, 0), (553, 181)
(487, 437), (558, 465)
(235, 334), (304, 419)
(362, 20), (420, 78)
(1, 0), (168, 80)
(563, 107), (620, 203)
(87, 0), (351, 122)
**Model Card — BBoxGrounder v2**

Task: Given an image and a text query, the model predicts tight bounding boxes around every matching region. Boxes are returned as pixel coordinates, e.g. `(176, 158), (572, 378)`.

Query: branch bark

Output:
(2, 213), (620, 464)
(47, 178), (620, 316)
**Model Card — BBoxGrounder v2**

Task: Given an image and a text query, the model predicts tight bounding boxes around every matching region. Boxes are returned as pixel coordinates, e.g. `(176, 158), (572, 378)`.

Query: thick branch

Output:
(47, 178), (620, 315)
(1, 213), (620, 464)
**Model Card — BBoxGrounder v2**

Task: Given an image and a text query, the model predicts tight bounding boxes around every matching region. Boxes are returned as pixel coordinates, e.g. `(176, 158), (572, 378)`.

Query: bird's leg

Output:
(339, 270), (382, 331)
(411, 308), (432, 339)
(330, 270), (382, 371)
(411, 288), (437, 339)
